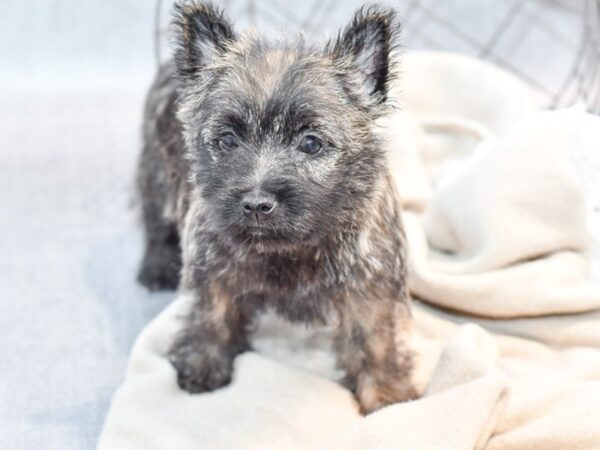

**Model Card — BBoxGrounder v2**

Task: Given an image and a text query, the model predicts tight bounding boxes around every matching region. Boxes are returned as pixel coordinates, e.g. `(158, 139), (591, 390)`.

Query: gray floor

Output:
(0, 1), (595, 449)
(2, 2), (165, 448)
(1, 88), (171, 449)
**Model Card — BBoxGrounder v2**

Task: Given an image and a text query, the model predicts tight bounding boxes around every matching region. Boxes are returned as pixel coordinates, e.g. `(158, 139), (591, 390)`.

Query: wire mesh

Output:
(154, 0), (600, 113)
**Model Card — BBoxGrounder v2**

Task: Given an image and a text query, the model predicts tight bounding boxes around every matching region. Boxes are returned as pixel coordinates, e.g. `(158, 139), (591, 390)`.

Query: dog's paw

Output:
(356, 379), (419, 415)
(137, 240), (181, 291)
(168, 345), (233, 394)
(137, 259), (179, 291)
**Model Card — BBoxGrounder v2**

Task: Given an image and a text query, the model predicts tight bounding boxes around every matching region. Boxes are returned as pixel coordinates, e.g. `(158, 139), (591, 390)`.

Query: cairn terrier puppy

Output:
(137, 0), (415, 413)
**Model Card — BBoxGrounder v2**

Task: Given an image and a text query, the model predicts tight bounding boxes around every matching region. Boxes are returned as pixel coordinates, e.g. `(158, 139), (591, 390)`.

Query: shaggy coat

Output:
(137, 0), (416, 413)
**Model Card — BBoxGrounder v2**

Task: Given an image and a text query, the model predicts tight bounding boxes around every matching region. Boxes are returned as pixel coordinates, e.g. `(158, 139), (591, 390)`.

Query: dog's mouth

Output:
(237, 226), (286, 241)
(243, 226), (270, 237)
(227, 222), (302, 250)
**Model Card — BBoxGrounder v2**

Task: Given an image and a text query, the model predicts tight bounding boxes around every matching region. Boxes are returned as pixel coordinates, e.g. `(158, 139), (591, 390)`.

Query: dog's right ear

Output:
(172, 1), (236, 82)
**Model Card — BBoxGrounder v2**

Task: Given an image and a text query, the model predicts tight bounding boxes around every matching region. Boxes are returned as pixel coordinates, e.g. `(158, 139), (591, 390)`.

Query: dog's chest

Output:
(228, 251), (341, 323)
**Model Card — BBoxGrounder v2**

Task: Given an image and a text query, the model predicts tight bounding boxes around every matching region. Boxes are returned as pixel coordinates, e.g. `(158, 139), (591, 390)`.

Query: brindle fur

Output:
(137, 0), (416, 413)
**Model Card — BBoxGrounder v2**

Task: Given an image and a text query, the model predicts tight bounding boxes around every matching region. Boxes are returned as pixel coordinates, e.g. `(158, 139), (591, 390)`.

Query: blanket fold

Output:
(98, 51), (600, 450)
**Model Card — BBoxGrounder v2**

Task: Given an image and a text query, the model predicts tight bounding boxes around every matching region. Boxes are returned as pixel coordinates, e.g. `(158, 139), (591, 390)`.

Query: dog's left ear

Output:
(172, 1), (237, 83)
(327, 5), (400, 103)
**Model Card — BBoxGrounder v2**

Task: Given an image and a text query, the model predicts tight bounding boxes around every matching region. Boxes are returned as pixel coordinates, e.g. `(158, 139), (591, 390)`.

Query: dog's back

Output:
(136, 63), (185, 290)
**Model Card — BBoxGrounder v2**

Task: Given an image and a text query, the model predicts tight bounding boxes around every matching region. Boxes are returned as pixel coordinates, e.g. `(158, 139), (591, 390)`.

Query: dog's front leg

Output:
(168, 282), (250, 394)
(335, 295), (417, 414)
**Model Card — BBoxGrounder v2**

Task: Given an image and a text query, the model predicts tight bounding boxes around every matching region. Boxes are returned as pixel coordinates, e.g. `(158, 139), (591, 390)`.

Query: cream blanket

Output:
(98, 51), (600, 450)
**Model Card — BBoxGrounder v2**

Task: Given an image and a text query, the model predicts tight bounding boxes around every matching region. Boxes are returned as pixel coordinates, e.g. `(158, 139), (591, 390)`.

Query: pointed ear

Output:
(172, 1), (236, 82)
(328, 5), (400, 103)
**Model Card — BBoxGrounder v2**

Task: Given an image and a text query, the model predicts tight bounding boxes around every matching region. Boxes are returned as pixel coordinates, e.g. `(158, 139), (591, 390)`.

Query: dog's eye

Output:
(298, 135), (322, 155)
(217, 132), (238, 151)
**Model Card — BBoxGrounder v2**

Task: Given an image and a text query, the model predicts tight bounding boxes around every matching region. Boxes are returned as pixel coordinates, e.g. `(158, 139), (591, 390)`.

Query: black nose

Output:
(241, 190), (276, 216)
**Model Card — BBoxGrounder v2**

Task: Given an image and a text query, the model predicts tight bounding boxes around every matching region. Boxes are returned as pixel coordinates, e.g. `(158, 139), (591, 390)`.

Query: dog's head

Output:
(173, 1), (400, 250)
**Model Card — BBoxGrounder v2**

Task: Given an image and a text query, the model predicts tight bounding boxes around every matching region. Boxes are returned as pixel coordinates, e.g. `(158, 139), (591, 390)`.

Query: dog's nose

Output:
(241, 190), (276, 216)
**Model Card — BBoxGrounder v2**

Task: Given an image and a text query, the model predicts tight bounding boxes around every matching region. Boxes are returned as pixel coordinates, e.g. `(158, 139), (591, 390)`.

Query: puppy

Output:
(137, 0), (415, 413)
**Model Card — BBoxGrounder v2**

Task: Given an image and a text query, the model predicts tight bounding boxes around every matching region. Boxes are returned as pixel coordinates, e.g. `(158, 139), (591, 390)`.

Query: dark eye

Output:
(298, 135), (322, 155)
(217, 132), (238, 151)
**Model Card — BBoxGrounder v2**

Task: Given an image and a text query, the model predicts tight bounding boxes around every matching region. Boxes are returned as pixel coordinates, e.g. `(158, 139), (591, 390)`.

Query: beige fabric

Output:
(98, 51), (600, 449)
